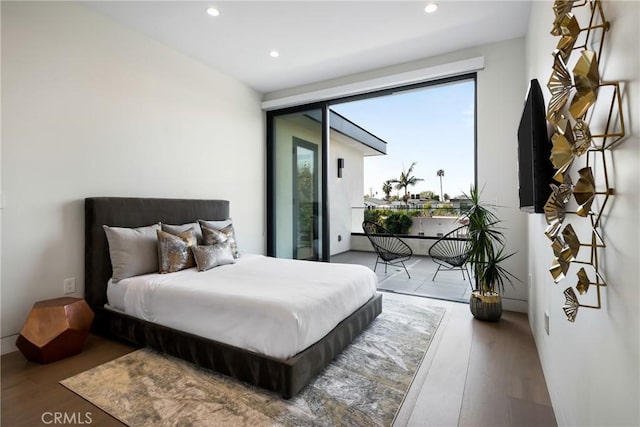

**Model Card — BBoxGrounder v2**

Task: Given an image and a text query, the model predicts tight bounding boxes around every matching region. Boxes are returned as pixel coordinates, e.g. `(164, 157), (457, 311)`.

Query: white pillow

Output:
(103, 223), (160, 282)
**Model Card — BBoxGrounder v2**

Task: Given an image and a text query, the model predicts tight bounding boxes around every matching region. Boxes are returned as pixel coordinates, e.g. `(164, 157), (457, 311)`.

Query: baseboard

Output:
(1, 334), (19, 355)
(503, 297), (528, 313)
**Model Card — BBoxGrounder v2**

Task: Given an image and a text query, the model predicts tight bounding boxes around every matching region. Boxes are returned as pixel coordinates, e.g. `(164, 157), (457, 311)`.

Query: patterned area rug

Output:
(61, 297), (444, 426)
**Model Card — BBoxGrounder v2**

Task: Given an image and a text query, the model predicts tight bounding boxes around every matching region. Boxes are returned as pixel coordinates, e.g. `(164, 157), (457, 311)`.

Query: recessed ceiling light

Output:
(424, 3), (438, 13)
(206, 7), (220, 17)
(269, 50), (280, 58)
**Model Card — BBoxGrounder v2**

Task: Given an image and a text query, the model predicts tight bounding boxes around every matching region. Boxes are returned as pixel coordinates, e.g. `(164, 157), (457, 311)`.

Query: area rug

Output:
(61, 297), (445, 426)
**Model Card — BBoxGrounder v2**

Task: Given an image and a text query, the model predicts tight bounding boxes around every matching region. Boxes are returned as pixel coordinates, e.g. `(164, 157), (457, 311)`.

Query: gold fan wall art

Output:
(545, 0), (625, 322)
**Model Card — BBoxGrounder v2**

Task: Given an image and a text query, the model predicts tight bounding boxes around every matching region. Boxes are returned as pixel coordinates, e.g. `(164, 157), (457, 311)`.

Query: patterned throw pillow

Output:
(157, 228), (197, 273)
(161, 222), (203, 244)
(191, 241), (236, 272)
(202, 226), (228, 246)
(199, 221), (239, 258)
(217, 225), (239, 258)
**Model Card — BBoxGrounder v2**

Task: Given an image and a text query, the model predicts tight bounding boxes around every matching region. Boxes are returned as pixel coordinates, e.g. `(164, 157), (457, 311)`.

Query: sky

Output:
(332, 79), (475, 200)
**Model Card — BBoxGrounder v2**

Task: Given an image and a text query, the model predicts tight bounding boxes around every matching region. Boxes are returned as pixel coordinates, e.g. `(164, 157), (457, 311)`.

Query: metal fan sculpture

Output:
(554, 13), (581, 61)
(550, 121), (577, 183)
(576, 267), (593, 294)
(547, 51), (573, 121)
(570, 50), (600, 119)
(573, 166), (606, 217)
(550, 257), (571, 283)
(572, 119), (593, 155)
(544, 182), (570, 240)
(563, 287), (580, 322)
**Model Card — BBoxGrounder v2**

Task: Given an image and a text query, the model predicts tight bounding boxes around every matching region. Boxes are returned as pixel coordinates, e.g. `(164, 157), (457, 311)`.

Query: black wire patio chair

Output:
(362, 220), (413, 278)
(428, 224), (472, 282)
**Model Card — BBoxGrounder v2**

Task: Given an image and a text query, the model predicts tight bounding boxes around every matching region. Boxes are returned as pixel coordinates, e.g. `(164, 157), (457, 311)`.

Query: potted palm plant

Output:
(464, 186), (519, 321)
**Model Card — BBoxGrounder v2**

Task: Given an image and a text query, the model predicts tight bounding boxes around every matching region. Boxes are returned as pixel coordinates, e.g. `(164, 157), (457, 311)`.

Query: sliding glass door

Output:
(267, 73), (476, 263)
(267, 107), (328, 261)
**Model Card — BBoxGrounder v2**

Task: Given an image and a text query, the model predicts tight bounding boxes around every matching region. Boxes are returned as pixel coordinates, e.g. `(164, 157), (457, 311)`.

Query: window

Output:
(267, 74), (477, 259)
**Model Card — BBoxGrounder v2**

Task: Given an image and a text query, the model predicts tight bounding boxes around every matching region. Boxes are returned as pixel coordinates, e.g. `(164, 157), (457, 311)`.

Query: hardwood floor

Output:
(2, 294), (556, 426)
(394, 293), (556, 427)
(2, 335), (134, 426)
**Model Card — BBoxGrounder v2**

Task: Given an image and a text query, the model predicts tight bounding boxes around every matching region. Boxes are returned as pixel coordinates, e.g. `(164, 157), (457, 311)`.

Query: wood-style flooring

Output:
(1, 293), (556, 426)
(393, 293), (556, 427)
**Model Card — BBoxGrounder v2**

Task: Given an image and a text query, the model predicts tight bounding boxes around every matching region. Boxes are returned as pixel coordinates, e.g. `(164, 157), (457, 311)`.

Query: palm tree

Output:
(382, 180), (393, 201)
(389, 162), (424, 203)
(437, 169), (445, 202)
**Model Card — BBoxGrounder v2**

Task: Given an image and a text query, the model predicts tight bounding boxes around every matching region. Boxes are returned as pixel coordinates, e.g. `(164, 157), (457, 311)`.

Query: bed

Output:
(85, 197), (382, 398)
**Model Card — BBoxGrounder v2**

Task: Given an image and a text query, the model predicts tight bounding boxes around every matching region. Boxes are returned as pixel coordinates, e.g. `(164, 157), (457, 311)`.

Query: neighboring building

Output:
(363, 197), (388, 208)
(449, 198), (473, 211)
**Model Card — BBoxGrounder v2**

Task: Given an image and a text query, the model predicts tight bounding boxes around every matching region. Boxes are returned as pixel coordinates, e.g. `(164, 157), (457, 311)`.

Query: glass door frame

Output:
(266, 103), (330, 261)
(266, 72), (477, 262)
(292, 137), (319, 260)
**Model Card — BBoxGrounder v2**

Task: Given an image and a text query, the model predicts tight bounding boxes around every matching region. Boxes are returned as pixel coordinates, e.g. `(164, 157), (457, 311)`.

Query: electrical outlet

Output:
(63, 278), (76, 294)
(544, 311), (550, 335)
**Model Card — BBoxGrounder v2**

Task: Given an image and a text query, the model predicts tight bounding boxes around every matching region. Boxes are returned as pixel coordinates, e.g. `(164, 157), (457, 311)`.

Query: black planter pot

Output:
(470, 290), (502, 321)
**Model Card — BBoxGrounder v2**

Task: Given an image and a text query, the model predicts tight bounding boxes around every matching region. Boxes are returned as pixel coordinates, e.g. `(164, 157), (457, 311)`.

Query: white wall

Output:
(1, 2), (264, 353)
(525, 1), (639, 425)
(412, 216), (461, 238)
(268, 38), (530, 312)
(475, 38), (529, 312)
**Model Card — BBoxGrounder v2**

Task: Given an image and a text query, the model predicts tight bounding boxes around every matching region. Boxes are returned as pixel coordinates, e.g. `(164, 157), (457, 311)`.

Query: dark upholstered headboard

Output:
(85, 197), (230, 308)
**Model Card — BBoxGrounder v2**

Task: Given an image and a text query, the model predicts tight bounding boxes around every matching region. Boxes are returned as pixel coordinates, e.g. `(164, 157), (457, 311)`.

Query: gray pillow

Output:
(198, 219), (232, 230)
(191, 241), (235, 272)
(103, 223), (161, 282)
(161, 222), (203, 244)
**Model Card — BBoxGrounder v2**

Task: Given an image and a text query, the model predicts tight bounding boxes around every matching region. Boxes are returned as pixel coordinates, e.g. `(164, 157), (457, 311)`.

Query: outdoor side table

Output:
(16, 297), (94, 363)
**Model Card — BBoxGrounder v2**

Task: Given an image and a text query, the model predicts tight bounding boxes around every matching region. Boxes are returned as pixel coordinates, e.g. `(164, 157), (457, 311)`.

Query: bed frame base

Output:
(93, 294), (382, 398)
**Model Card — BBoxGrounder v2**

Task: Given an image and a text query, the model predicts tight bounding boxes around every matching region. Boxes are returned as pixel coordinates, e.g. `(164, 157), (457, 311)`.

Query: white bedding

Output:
(106, 254), (378, 359)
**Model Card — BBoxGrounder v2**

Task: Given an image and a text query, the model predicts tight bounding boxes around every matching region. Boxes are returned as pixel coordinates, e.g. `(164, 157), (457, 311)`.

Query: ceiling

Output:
(85, 1), (532, 94)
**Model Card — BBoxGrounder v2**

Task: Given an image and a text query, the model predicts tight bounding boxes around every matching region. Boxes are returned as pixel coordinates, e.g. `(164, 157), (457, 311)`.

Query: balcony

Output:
(331, 250), (472, 303)
(348, 206), (467, 256)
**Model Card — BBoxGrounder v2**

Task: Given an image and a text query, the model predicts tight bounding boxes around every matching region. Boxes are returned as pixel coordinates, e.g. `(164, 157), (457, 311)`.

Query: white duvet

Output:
(107, 254), (378, 359)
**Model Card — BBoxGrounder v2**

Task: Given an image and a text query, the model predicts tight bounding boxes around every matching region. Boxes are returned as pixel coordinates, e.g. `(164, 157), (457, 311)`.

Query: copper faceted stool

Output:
(16, 297), (94, 363)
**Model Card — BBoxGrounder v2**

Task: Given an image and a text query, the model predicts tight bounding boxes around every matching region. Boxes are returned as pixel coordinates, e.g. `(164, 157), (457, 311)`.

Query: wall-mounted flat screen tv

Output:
(518, 79), (553, 213)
